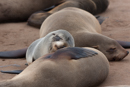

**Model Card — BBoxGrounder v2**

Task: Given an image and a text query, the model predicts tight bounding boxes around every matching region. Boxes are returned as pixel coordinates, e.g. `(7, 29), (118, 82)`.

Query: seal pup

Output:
(0, 47), (109, 87)
(26, 29), (75, 64)
(39, 7), (129, 61)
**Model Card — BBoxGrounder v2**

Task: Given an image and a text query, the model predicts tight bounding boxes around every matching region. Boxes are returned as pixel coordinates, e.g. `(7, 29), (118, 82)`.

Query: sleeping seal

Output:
(28, 0), (109, 28)
(0, 47), (109, 87)
(39, 7), (129, 61)
(0, 0), (109, 28)
(0, 7), (129, 61)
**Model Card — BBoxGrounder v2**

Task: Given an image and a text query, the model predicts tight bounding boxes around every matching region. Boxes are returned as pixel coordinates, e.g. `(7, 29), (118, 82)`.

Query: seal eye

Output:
(107, 47), (116, 53)
(67, 37), (70, 41)
(109, 47), (116, 51)
(52, 33), (55, 35)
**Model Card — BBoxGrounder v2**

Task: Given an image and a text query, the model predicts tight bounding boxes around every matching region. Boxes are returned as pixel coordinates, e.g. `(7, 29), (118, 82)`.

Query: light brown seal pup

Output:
(0, 47), (109, 87)
(0, 0), (109, 25)
(39, 7), (129, 61)
(26, 30), (75, 64)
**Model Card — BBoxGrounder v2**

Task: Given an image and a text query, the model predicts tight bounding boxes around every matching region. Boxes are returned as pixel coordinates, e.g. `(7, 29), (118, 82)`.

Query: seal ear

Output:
(91, 45), (99, 49)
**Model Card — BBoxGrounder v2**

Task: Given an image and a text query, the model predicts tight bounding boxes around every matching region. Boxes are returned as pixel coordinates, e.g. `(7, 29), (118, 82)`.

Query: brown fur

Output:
(28, 0), (109, 28)
(0, 47), (109, 87)
(0, 0), (109, 28)
(40, 7), (129, 61)
(0, 0), (61, 22)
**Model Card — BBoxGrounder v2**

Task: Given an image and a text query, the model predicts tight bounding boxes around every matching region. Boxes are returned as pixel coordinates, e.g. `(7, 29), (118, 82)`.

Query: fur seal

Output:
(0, 47), (109, 87)
(0, 0), (61, 22)
(0, 0), (109, 26)
(26, 29), (75, 64)
(28, 0), (109, 28)
(39, 7), (129, 61)
(0, 7), (129, 61)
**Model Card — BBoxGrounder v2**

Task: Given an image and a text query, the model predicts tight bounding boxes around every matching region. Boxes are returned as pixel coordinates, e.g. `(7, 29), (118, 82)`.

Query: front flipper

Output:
(65, 47), (98, 59)
(46, 47), (98, 60)
(117, 40), (130, 48)
(0, 48), (27, 58)
(1, 70), (23, 74)
(95, 15), (107, 25)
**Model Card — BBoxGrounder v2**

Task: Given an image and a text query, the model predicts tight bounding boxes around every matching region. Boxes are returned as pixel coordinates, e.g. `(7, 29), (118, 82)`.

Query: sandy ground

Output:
(0, 0), (130, 86)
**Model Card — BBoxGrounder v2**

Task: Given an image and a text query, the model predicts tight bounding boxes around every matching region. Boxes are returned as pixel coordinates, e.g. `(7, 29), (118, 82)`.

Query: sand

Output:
(0, 0), (130, 86)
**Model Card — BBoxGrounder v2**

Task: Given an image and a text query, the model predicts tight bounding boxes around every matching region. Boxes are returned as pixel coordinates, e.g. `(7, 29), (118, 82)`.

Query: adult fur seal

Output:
(0, 0), (61, 22)
(26, 30), (75, 64)
(28, 0), (109, 28)
(39, 7), (129, 61)
(0, 47), (109, 87)
(0, 0), (109, 26)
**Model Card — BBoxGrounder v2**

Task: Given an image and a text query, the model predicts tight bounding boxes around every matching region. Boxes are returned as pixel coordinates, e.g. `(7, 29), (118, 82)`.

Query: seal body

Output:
(105, 85), (130, 87)
(0, 47), (109, 87)
(28, 0), (109, 28)
(0, 0), (109, 27)
(26, 30), (75, 64)
(40, 7), (129, 61)
(0, 0), (61, 22)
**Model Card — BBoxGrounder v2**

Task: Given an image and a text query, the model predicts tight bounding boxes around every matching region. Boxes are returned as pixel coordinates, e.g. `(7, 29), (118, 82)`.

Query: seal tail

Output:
(117, 40), (130, 48)
(0, 48), (27, 58)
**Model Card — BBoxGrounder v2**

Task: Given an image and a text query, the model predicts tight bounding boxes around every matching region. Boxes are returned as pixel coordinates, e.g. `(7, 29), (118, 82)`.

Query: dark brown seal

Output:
(28, 0), (109, 28)
(0, 0), (109, 28)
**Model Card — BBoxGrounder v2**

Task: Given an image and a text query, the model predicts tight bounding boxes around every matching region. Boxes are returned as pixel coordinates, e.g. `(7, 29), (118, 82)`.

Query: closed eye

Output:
(52, 33), (55, 35)
(107, 47), (116, 53)
(67, 37), (70, 41)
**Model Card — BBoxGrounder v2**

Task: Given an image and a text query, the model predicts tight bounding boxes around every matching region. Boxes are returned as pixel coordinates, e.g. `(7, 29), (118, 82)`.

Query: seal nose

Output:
(53, 35), (61, 41)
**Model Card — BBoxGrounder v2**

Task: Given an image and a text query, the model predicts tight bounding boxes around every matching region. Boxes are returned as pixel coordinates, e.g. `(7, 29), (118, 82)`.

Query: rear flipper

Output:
(1, 70), (23, 74)
(0, 48), (27, 58)
(95, 15), (107, 25)
(117, 40), (130, 48)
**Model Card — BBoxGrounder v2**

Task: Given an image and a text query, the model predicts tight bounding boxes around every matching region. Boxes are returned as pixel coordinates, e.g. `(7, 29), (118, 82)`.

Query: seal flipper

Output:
(48, 47), (98, 60)
(65, 47), (98, 59)
(117, 40), (130, 48)
(0, 48), (27, 58)
(95, 15), (107, 25)
(1, 70), (23, 74)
